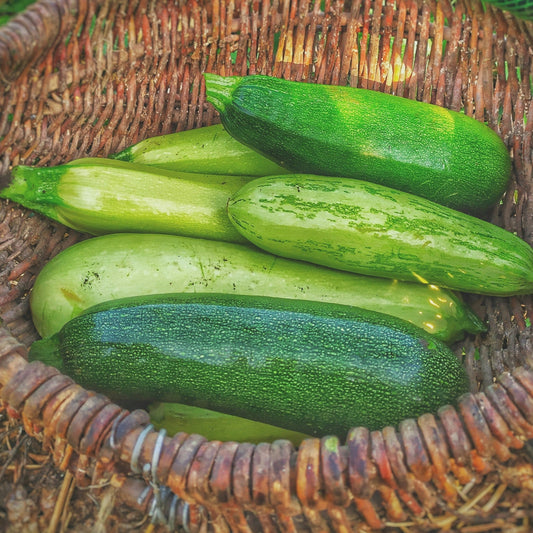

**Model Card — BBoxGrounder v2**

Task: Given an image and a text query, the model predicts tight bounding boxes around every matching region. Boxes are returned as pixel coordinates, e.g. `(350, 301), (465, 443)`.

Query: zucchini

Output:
(227, 174), (533, 296)
(111, 124), (289, 176)
(29, 233), (485, 342)
(1, 158), (252, 243)
(204, 73), (511, 213)
(28, 293), (470, 436)
(148, 402), (309, 446)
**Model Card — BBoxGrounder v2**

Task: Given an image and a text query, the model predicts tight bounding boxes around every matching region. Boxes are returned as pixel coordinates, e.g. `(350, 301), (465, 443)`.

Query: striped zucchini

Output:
(29, 233), (485, 342)
(111, 123), (289, 176)
(1, 158), (252, 243)
(28, 293), (470, 435)
(204, 73), (511, 213)
(227, 174), (533, 296)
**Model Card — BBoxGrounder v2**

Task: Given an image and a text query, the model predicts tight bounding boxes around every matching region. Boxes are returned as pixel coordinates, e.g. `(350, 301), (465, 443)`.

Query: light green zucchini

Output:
(1, 158), (253, 243)
(111, 124), (289, 176)
(148, 402), (310, 446)
(29, 233), (485, 341)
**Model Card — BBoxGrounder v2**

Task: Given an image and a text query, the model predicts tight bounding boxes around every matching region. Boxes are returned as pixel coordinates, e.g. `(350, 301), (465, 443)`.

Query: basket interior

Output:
(1, 0), (533, 530)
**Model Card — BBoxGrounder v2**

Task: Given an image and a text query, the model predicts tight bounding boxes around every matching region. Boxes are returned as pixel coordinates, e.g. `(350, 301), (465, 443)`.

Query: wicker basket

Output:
(1, 0), (533, 531)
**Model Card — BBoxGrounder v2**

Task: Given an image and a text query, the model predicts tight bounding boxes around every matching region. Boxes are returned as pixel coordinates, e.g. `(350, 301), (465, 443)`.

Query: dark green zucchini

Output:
(29, 293), (470, 437)
(204, 73), (511, 213)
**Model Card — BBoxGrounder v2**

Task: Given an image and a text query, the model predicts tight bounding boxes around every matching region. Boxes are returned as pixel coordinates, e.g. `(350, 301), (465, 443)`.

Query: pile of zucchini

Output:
(5, 74), (530, 440)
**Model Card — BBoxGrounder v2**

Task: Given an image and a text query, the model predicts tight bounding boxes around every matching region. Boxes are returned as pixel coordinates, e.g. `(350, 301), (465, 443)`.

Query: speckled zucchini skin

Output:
(227, 174), (533, 296)
(204, 74), (511, 213)
(29, 293), (470, 436)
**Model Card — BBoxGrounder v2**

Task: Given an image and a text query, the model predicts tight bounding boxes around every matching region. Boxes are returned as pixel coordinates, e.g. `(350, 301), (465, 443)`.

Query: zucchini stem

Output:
(0, 165), (65, 220)
(109, 146), (133, 162)
(203, 73), (241, 112)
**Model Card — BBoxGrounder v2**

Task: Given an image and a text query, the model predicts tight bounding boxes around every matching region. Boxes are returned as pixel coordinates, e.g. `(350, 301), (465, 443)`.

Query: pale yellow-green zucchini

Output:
(111, 123), (289, 176)
(29, 233), (485, 341)
(1, 157), (252, 243)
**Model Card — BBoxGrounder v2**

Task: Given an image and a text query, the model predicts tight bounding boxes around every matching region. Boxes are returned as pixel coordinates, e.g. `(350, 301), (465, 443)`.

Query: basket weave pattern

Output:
(1, 0), (533, 530)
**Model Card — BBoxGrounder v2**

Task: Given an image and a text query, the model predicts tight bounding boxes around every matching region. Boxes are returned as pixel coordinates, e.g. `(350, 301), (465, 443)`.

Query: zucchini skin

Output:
(148, 402), (309, 445)
(111, 124), (290, 176)
(204, 74), (511, 213)
(1, 158), (251, 243)
(29, 233), (485, 342)
(227, 175), (533, 296)
(29, 293), (470, 436)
